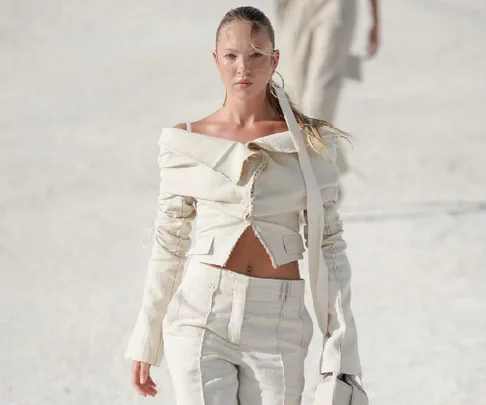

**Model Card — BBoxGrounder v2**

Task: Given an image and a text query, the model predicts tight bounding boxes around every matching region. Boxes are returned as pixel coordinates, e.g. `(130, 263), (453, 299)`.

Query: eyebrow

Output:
(222, 47), (270, 52)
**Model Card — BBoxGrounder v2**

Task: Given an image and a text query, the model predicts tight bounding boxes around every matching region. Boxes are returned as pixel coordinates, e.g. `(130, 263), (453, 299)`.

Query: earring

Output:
(271, 70), (285, 89)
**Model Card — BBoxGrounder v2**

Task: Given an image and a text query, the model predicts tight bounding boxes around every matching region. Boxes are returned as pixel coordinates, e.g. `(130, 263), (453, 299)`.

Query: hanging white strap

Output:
(275, 86), (329, 335)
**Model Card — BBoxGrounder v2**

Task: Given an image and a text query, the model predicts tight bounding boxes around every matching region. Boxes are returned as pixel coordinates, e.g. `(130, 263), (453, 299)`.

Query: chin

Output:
(232, 86), (265, 99)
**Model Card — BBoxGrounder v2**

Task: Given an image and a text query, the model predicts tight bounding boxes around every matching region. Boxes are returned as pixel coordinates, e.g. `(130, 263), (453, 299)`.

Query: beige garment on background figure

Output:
(275, 0), (357, 173)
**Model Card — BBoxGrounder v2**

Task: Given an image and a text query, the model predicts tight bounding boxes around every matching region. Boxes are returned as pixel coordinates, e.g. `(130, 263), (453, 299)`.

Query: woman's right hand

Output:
(131, 360), (158, 397)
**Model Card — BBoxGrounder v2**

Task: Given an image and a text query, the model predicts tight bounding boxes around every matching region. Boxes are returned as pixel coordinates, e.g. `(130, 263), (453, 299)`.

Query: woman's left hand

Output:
(131, 360), (158, 397)
(368, 22), (380, 58)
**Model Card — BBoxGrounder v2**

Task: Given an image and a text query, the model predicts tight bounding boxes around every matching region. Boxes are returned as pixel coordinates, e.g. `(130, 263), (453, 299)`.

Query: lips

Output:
(236, 80), (252, 85)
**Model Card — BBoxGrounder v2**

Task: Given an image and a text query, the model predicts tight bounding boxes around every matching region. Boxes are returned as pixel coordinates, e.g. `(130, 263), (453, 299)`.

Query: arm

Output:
(369, 0), (379, 24)
(302, 131), (362, 377)
(368, 0), (380, 57)
(125, 144), (196, 366)
(303, 195), (362, 377)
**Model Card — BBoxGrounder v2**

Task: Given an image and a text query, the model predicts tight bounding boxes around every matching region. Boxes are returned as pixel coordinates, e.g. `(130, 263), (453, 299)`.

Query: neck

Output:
(221, 89), (274, 127)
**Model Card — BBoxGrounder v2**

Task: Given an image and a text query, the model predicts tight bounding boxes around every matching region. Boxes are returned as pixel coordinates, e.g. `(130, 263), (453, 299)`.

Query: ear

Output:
(212, 50), (219, 67)
(272, 49), (280, 70)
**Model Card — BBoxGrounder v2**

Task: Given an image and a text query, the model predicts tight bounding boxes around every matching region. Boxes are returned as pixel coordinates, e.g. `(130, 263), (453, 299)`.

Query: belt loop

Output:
(230, 270), (236, 292)
(216, 266), (222, 290)
(282, 281), (289, 302)
(241, 272), (248, 295)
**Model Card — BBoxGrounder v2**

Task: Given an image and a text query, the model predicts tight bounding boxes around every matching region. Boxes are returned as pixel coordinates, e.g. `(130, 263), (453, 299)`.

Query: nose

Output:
(236, 56), (250, 75)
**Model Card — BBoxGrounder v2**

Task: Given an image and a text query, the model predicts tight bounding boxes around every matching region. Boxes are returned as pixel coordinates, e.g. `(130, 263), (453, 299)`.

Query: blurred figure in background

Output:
(275, 0), (380, 202)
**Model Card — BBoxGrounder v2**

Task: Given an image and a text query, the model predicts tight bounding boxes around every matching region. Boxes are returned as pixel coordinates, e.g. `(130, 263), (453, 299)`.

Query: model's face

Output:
(213, 21), (279, 100)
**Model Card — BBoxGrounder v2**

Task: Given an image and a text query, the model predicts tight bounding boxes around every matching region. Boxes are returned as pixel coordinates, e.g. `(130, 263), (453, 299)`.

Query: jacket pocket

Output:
(187, 235), (215, 255)
(283, 234), (305, 255)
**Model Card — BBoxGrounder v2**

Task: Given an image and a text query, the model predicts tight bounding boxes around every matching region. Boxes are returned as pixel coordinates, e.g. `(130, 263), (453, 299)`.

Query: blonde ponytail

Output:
(266, 79), (351, 155)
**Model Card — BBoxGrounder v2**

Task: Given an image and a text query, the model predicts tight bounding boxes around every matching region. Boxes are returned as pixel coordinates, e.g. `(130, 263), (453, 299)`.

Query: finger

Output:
(131, 362), (148, 397)
(147, 375), (157, 388)
(144, 371), (157, 395)
(139, 362), (149, 384)
(138, 380), (157, 397)
(132, 380), (147, 397)
(130, 361), (140, 387)
(143, 383), (158, 397)
(368, 41), (378, 58)
(372, 42), (379, 56)
(147, 375), (156, 384)
(133, 380), (152, 397)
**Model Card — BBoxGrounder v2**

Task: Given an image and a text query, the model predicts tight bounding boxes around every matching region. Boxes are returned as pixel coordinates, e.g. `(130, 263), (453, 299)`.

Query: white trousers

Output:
(163, 260), (314, 405)
(275, 0), (357, 173)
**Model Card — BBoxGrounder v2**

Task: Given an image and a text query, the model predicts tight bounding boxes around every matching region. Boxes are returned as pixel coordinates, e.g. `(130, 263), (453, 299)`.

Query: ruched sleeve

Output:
(124, 146), (196, 366)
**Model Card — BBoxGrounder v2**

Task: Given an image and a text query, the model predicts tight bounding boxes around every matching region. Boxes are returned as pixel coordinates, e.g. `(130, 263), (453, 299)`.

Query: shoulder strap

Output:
(275, 86), (328, 335)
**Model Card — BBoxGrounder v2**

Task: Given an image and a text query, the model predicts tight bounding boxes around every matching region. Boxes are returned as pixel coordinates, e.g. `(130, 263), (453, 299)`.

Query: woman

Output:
(275, 0), (381, 202)
(125, 6), (363, 405)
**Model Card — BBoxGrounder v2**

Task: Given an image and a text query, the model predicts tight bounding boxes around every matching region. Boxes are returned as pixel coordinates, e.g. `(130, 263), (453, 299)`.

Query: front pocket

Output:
(300, 302), (314, 349)
(187, 235), (215, 256)
(282, 234), (305, 255)
(177, 278), (215, 321)
(162, 284), (184, 328)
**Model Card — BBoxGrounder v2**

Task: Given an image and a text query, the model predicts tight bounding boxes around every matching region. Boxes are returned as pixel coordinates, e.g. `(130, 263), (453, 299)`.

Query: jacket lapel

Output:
(159, 128), (256, 183)
(159, 128), (298, 184)
(247, 131), (297, 153)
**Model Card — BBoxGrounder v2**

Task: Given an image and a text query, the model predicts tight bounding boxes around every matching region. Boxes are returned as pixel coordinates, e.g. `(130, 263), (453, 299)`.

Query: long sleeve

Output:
(303, 188), (362, 377)
(124, 149), (196, 366)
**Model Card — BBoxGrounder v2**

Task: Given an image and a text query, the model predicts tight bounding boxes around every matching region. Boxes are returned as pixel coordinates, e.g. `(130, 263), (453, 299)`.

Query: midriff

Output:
(204, 227), (301, 280)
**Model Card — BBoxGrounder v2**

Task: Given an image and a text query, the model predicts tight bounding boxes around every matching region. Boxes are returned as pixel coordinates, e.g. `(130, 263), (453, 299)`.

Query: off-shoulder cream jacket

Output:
(125, 89), (362, 377)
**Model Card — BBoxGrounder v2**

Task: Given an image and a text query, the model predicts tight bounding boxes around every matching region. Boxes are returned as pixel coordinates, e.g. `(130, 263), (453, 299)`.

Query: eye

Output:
(251, 52), (263, 58)
(224, 53), (236, 59)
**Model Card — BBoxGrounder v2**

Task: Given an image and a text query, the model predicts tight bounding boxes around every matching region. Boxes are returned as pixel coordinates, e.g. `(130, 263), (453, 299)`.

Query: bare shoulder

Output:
(192, 113), (219, 128)
(172, 114), (217, 133)
(188, 113), (222, 136)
